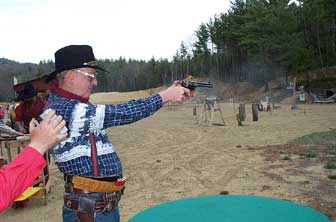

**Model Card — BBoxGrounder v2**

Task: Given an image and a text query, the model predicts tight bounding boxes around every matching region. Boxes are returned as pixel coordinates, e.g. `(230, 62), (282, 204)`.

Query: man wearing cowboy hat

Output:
(14, 84), (45, 133)
(42, 45), (191, 222)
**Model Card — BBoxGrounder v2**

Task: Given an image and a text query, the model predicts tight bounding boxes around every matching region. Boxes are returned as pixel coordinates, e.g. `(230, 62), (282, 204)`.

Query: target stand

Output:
(198, 97), (225, 126)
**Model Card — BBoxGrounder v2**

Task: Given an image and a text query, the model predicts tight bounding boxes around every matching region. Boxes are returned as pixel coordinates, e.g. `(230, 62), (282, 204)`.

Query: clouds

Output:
(0, 0), (229, 63)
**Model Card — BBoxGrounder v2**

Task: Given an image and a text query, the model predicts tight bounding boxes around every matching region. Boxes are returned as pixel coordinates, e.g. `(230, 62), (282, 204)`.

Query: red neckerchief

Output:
(48, 80), (89, 103)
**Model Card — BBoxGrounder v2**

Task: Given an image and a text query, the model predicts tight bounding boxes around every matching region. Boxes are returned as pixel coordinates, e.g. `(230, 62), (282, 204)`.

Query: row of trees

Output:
(1, 0), (335, 101)
(97, 0), (336, 92)
(174, 0), (336, 84)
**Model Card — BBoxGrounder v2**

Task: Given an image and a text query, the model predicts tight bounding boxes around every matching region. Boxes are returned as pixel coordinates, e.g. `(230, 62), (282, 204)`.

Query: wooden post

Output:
(0, 156), (4, 167)
(252, 103), (259, 121)
(193, 106), (198, 121)
(289, 77), (297, 109)
(193, 106), (197, 116)
(239, 104), (246, 121)
(0, 141), (3, 157)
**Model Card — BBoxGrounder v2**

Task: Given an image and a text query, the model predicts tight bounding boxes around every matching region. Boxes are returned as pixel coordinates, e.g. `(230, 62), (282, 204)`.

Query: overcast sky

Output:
(0, 0), (231, 63)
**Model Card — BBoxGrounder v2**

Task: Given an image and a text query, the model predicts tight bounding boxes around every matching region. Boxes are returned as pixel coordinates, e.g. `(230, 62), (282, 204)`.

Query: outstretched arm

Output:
(97, 81), (192, 129)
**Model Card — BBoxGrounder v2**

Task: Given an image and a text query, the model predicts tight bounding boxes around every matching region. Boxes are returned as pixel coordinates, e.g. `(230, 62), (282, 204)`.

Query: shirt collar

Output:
(49, 80), (89, 103)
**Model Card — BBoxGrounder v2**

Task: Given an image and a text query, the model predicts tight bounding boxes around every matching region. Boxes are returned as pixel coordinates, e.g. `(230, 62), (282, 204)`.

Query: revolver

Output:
(180, 79), (213, 91)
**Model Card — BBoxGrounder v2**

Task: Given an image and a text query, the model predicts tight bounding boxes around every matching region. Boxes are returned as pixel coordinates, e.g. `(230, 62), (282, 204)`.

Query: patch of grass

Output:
(299, 150), (318, 158)
(290, 129), (336, 145)
(272, 104), (281, 109)
(328, 144), (336, 155)
(283, 155), (291, 160)
(324, 161), (336, 169)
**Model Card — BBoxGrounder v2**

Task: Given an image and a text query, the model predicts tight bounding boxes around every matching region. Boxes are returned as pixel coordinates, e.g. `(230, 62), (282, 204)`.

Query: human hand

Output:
(28, 110), (67, 155)
(15, 131), (25, 136)
(18, 127), (27, 134)
(159, 81), (193, 103)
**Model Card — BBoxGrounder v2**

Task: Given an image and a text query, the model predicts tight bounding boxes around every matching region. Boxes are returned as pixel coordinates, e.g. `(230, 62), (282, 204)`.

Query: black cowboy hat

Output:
(17, 83), (38, 101)
(44, 45), (105, 82)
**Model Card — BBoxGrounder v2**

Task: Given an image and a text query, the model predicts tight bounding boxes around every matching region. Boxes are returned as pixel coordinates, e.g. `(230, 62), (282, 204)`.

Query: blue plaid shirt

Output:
(46, 91), (162, 177)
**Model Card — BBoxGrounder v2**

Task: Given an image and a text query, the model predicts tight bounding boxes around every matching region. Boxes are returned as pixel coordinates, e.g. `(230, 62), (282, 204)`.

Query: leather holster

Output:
(77, 196), (96, 222)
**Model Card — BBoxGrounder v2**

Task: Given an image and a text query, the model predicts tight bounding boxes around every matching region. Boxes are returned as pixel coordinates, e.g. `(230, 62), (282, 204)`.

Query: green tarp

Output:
(129, 195), (331, 222)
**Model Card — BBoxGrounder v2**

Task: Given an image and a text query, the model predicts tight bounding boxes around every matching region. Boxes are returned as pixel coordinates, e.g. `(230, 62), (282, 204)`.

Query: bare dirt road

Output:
(1, 95), (335, 221)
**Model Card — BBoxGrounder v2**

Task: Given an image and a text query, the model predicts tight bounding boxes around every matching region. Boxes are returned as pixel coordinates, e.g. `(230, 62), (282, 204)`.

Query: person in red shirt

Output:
(0, 105), (4, 124)
(0, 110), (67, 212)
(14, 84), (46, 133)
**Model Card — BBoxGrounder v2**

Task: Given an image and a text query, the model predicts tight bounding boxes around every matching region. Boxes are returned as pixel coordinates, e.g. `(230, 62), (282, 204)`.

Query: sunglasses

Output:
(74, 69), (97, 80)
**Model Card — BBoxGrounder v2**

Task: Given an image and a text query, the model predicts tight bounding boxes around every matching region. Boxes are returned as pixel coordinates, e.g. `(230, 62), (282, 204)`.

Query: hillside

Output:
(0, 60), (53, 101)
(90, 72), (335, 106)
(0, 56), (335, 104)
(0, 58), (18, 65)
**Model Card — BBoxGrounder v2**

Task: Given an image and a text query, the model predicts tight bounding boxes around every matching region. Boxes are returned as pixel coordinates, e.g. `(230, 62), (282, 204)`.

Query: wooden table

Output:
(0, 136), (50, 205)
(0, 138), (29, 162)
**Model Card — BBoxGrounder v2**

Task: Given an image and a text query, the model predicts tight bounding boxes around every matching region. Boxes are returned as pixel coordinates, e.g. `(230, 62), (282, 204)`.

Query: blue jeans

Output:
(63, 192), (120, 222)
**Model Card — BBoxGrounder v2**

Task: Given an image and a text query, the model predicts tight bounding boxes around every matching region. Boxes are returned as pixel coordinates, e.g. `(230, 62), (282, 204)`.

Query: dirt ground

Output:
(1, 92), (336, 221)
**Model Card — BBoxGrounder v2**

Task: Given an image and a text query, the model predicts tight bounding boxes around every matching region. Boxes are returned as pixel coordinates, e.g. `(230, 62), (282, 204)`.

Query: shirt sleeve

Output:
(14, 103), (23, 122)
(96, 93), (163, 129)
(0, 122), (20, 135)
(0, 146), (46, 212)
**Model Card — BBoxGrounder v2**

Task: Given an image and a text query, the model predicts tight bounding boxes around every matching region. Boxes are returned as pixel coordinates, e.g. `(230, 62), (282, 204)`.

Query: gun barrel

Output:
(181, 80), (213, 90)
(193, 81), (213, 88)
